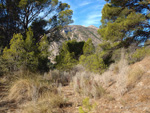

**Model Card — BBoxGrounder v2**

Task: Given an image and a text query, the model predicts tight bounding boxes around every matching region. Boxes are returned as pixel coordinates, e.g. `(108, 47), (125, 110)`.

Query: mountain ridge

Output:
(61, 25), (101, 45)
(48, 25), (102, 64)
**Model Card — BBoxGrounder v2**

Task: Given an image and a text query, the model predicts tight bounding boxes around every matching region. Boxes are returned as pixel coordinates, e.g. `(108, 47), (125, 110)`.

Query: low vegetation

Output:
(20, 93), (65, 113)
(55, 40), (84, 71)
(72, 70), (106, 98)
(127, 64), (145, 89)
(55, 38), (107, 73)
(0, 71), (68, 113)
(79, 98), (96, 113)
(0, 50), (149, 112)
(130, 47), (150, 63)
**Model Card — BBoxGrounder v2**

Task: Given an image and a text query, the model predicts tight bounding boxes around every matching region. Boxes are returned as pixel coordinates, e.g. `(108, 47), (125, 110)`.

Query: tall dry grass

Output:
(116, 49), (129, 95)
(19, 92), (66, 113)
(4, 70), (67, 113)
(72, 48), (146, 97)
(127, 65), (145, 89)
(72, 70), (105, 98)
(8, 79), (36, 103)
(44, 70), (72, 86)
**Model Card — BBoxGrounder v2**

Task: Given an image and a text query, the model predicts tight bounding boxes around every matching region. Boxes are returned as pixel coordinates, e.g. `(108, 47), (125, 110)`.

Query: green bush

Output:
(79, 54), (106, 73)
(79, 98), (96, 113)
(83, 38), (95, 56)
(3, 33), (28, 71)
(55, 40), (84, 71)
(56, 38), (107, 73)
(129, 47), (150, 63)
(79, 39), (106, 73)
(0, 56), (9, 76)
(56, 51), (78, 71)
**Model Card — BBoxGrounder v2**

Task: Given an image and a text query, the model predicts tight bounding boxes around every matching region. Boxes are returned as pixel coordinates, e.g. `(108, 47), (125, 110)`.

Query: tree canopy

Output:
(0, 0), (73, 47)
(98, 0), (150, 48)
(2, 28), (50, 72)
(55, 40), (84, 71)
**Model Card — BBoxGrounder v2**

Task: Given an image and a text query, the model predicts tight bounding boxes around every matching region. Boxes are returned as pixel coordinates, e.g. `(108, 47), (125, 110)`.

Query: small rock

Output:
(143, 107), (149, 111)
(137, 82), (143, 87)
(115, 106), (118, 108)
(120, 106), (124, 109)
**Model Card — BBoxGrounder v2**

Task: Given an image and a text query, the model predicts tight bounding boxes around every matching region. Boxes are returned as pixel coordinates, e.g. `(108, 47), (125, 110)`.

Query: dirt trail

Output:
(60, 85), (82, 113)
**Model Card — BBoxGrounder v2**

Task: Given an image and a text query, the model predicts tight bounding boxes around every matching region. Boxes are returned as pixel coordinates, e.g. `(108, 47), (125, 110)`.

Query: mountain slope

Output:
(61, 25), (101, 46)
(48, 25), (102, 63)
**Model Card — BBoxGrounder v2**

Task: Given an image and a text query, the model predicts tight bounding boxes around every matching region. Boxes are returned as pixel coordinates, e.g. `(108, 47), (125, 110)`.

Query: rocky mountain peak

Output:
(88, 25), (98, 29)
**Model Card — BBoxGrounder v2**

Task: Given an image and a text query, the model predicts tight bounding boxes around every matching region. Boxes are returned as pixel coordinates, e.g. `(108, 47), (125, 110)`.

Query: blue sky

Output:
(59, 0), (106, 28)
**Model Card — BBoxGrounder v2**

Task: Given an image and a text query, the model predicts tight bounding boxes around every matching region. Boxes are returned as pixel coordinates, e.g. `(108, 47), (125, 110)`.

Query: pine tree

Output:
(0, 0), (73, 47)
(3, 33), (25, 71)
(24, 28), (38, 71)
(83, 38), (95, 56)
(99, 0), (150, 48)
(37, 34), (50, 72)
(55, 40), (80, 71)
(2, 28), (50, 72)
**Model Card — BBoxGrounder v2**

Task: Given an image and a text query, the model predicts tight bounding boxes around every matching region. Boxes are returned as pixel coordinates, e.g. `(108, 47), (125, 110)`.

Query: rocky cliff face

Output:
(48, 25), (102, 63)
(61, 25), (101, 45)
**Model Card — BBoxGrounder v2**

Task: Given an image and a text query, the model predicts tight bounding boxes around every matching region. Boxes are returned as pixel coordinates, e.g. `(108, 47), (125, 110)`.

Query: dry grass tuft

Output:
(139, 94), (150, 102)
(3, 70), (69, 113)
(0, 76), (8, 84)
(44, 70), (72, 86)
(7, 72), (58, 104)
(127, 65), (145, 88)
(20, 92), (66, 113)
(8, 79), (35, 103)
(116, 58), (129, 96)
(72, 48), (147, 98)
(73, 71), (106, 98)
(106, 95), (115, 101)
